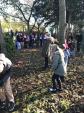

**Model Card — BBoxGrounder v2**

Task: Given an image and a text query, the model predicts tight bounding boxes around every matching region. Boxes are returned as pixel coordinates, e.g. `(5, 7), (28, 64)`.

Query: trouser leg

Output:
(55, 75), (62, 89)
(52, 74), (57, 89)
(4, 77), (14, 102)
(45, 56), (48, 68)
(0, 87), (6, 101)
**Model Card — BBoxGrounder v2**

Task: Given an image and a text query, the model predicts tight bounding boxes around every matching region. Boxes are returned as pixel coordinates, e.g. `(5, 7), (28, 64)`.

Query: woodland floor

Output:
(1, 48), (84, 113)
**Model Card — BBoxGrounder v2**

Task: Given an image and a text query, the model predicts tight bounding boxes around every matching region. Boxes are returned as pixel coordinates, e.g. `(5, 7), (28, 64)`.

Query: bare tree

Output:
(0, 0), (37, 33)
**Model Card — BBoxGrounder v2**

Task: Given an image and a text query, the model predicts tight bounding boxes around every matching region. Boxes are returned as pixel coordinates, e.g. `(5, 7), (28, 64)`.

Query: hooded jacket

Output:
(0, 53), (12, 84)
(51, 47), (67, 76)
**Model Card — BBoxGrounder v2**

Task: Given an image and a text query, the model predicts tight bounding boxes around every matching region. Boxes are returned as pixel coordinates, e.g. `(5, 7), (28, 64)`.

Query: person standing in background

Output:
(42, 32), (55, 69)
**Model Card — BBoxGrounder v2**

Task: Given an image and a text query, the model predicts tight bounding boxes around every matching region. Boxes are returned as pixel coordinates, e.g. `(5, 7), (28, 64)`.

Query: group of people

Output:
(42, 32), (70, 92)
(15, 32), (44, 50)
(9, 29), (83, 55)
(0, 31), (77, 111)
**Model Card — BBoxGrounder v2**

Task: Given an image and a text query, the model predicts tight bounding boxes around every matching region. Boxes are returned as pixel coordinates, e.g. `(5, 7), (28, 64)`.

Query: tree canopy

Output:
(0, 0), (84, 31)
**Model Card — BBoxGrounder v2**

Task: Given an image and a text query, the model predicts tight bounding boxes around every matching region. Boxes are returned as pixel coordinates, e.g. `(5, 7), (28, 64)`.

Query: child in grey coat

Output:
(49, 45), (67, 92)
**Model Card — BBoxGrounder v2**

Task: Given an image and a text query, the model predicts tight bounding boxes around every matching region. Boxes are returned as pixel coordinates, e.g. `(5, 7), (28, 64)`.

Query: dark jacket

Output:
(42, 38), (51, 57)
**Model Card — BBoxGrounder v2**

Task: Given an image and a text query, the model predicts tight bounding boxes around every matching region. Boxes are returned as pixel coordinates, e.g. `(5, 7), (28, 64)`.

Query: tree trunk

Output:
(59, 0), (66, 44)
(27, 21), (30, 33)
(0, 22), (6, 54)
(36, 24), (40, 47)
(81, 29), (84, 54)
(66, 14), (72, 38)
(31, 18), (37, 31)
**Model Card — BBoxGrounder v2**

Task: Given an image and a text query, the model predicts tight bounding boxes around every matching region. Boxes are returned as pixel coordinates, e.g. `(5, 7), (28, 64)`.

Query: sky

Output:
(19, 0), (35, 25)
(19, 0), (34, 5)
(0, 0), (34, 23)
(0, 0), (50, 32)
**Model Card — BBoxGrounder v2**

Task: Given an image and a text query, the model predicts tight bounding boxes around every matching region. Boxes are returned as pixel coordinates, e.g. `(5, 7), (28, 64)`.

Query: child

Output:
(63, 43), (70, 68)
(0, 53), (15, 111)
(49, 45), (67, 92)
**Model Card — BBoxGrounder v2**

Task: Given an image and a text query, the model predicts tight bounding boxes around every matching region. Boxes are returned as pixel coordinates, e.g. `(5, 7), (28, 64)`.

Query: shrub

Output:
(4, 34), (16, 58)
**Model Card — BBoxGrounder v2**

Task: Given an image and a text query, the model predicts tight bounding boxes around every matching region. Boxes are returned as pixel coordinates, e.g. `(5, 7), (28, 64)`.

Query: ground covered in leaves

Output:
(3, 48), (84, 113)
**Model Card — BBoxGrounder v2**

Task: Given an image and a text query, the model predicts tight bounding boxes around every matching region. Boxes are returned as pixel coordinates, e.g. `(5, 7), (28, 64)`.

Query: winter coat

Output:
(51, 47), (67, 76)
(0, 53), (12, 86)
(42, 38), (51, 57)
(48, 43), (57, 62)
(64, 49), (70, 64)
(42, 36), (56, 57)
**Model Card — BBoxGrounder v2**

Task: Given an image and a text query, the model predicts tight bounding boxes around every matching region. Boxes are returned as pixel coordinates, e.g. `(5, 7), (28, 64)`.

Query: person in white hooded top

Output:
(0, 53), (15, 111)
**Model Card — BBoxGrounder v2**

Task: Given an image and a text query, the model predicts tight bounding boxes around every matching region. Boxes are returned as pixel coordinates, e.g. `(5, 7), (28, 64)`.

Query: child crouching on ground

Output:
(0, 53), (15, 111)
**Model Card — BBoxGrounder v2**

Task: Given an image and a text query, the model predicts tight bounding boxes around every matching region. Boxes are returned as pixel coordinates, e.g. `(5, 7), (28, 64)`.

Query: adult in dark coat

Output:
(42, 32), (55, 69)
